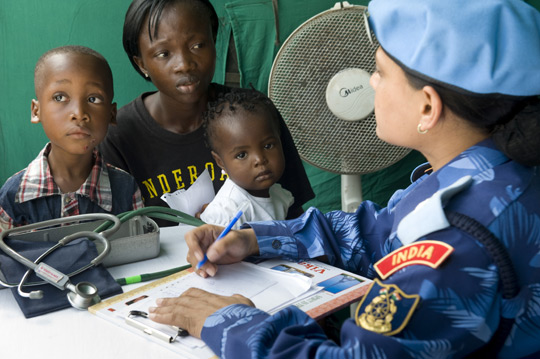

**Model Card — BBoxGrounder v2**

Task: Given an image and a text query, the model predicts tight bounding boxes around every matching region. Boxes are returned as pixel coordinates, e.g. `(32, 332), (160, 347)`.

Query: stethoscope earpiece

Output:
(24, 289), (44, 300)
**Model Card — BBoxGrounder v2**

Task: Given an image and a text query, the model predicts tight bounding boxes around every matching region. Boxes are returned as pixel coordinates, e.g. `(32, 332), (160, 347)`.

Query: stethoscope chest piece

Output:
(66, 281), (101, 310)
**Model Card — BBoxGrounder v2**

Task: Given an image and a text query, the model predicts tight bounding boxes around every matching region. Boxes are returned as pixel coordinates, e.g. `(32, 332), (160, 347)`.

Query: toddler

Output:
(200, 89), (293, 228)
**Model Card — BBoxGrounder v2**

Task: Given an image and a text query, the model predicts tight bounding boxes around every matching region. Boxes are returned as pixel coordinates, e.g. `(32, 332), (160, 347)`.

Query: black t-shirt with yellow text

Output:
(99, 84), (314, 226)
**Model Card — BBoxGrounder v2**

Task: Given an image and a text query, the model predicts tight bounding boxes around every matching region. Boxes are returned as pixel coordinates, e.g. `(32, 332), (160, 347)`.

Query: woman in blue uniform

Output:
(148, 0), (540, 357)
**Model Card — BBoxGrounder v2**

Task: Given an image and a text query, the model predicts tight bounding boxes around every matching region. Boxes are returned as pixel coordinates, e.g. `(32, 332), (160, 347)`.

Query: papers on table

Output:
(90, 261), (319, 358)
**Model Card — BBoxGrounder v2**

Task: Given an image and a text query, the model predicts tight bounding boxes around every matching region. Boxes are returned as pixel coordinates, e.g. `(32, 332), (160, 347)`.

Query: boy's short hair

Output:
(203, 89), (282, 152)
(34, 45), (113, 97)
(123, 0), (219, 81)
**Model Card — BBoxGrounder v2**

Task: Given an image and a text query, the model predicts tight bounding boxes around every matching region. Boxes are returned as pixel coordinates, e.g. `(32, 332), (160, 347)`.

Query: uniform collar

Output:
(16, 143), (113, 212)
(410, 138), (508, 188)
(388, 139), (510, 246)
(394, 139), (509, 226)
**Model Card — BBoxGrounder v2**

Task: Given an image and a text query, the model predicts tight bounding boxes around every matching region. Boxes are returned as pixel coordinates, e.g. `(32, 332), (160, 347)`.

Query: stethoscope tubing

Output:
(0, 213), (121, 289)
(0, 207), (204, 288)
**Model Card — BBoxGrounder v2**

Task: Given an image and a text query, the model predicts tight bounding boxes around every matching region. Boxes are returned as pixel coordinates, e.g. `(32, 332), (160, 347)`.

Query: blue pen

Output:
(196, 202), (249, 269)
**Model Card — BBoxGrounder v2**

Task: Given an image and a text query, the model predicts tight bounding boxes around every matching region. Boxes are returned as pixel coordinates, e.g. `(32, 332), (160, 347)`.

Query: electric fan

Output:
(268, 2), (410, 212)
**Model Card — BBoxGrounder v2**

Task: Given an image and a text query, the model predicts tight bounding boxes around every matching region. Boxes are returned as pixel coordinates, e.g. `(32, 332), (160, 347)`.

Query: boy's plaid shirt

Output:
(0, 144), (142, 229)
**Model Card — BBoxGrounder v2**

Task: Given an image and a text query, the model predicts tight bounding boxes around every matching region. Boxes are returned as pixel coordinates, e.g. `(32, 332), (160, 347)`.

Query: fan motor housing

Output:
(325, 67), (374, 122)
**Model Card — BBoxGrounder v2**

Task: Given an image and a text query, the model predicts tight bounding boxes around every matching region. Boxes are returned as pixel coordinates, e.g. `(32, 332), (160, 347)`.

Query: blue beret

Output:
(368, 0), (540, 96)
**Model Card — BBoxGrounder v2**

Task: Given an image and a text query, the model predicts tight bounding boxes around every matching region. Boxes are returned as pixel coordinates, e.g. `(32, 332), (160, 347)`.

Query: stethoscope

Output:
(0, 207), (205, 310)
(0, 213), (121, 310)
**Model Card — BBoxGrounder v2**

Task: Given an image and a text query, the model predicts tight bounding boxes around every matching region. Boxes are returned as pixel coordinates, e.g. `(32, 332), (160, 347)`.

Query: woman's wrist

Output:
(245, 228), (260, 256)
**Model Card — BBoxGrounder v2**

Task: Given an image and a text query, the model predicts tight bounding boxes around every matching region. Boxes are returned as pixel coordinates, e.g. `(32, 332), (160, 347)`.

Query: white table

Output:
(0, 225), (196, 359)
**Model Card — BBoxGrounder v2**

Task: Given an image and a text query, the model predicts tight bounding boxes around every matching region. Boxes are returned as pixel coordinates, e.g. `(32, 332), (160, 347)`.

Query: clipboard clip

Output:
(126, 310), (189, 343)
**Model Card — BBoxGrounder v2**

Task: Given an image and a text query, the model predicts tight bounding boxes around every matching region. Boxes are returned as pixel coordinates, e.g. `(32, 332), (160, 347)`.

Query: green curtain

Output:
(1, 0), (538, 213)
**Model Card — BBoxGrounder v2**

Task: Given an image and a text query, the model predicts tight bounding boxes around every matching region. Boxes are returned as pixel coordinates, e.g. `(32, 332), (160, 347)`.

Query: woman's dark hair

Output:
(123, 0), (219, 80)
(203, 89), (281, 152)
(402, 66), (540, 166)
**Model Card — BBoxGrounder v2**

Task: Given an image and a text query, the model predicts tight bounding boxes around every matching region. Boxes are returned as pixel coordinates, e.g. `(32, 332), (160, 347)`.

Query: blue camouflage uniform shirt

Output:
(200, 139), (540, 359)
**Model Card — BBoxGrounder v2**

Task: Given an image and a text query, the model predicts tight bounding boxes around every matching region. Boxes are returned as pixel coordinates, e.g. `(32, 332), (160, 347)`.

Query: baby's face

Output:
(32, 53), (116, 156)
(212, 110), (285, 198)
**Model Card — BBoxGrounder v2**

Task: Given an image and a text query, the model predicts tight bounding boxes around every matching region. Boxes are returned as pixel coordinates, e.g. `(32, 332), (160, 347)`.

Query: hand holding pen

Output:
(196, 201), (249, 270)
(185, 202), (260, 277)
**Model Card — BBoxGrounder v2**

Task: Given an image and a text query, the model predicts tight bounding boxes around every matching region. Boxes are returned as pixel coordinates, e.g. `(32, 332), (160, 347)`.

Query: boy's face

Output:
(211, 108), (285, 197)
(133, 1), (216, 106)
(31, 53), (116, 157)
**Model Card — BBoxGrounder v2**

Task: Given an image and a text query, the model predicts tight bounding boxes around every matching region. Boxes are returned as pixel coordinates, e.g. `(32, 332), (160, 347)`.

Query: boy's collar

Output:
(16, 143), (113, 212)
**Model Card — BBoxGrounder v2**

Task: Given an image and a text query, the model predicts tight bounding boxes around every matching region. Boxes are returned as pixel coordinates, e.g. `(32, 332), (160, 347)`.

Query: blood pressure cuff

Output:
(0, 237), (122, 318)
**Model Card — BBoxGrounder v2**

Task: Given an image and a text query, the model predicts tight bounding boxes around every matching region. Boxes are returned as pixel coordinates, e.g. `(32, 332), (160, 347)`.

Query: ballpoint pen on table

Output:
(196, 202), (249, 269)
(126, 310), (189, 342)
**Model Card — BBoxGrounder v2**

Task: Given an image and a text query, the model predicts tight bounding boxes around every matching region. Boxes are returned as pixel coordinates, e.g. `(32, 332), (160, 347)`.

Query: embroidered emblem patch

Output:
(374, 240), (454, 280)
(355, 279), (420, 335)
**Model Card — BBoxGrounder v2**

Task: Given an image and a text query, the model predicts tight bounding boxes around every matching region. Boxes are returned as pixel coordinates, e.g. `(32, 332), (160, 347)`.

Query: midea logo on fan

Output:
(339, 85), (364, 97)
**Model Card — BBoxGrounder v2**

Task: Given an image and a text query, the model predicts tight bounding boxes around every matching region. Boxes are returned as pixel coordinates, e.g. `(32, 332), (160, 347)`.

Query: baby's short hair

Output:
(34, 45), (113, 96)
(203, 89), (281, 151)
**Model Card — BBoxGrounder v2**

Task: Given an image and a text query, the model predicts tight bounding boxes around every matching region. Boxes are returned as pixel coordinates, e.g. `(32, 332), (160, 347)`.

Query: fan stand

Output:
(343, 173), (362, 319)
(341, 174), (362, 212)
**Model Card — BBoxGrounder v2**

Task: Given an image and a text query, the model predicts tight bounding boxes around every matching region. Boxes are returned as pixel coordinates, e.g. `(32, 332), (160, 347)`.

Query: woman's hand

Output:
(185, 225), (260, 277)
(148, 288), (254, 338)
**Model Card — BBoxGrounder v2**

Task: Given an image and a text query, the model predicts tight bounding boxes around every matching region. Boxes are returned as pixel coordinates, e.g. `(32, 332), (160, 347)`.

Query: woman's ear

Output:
(133, 56), (149, 78)
(211, 150), (226, 172)
(419, 85), (443, 131)
(31, 99), (40, 123)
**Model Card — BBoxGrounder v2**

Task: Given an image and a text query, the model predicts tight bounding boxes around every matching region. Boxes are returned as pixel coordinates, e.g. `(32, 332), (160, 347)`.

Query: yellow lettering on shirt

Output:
(187, 166), (198, 184)
(141, 165), (229, 199)
(157, 174), (171, 194)
(205, 162), (215, 181)
(172, 169), (185, 190)
(142, 179), (158, 199)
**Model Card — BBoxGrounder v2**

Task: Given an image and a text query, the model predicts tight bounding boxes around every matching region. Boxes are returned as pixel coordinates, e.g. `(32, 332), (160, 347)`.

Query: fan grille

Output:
(269, 5), (410, 175)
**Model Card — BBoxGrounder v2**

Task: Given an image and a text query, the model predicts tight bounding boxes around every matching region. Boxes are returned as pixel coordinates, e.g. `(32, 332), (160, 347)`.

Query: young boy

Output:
(0, 46), (143, 232)
(199, 89), (294, 229)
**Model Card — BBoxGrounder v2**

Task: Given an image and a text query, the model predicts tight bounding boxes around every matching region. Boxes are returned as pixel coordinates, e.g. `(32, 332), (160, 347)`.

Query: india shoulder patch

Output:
(374, 240), (454, 280)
